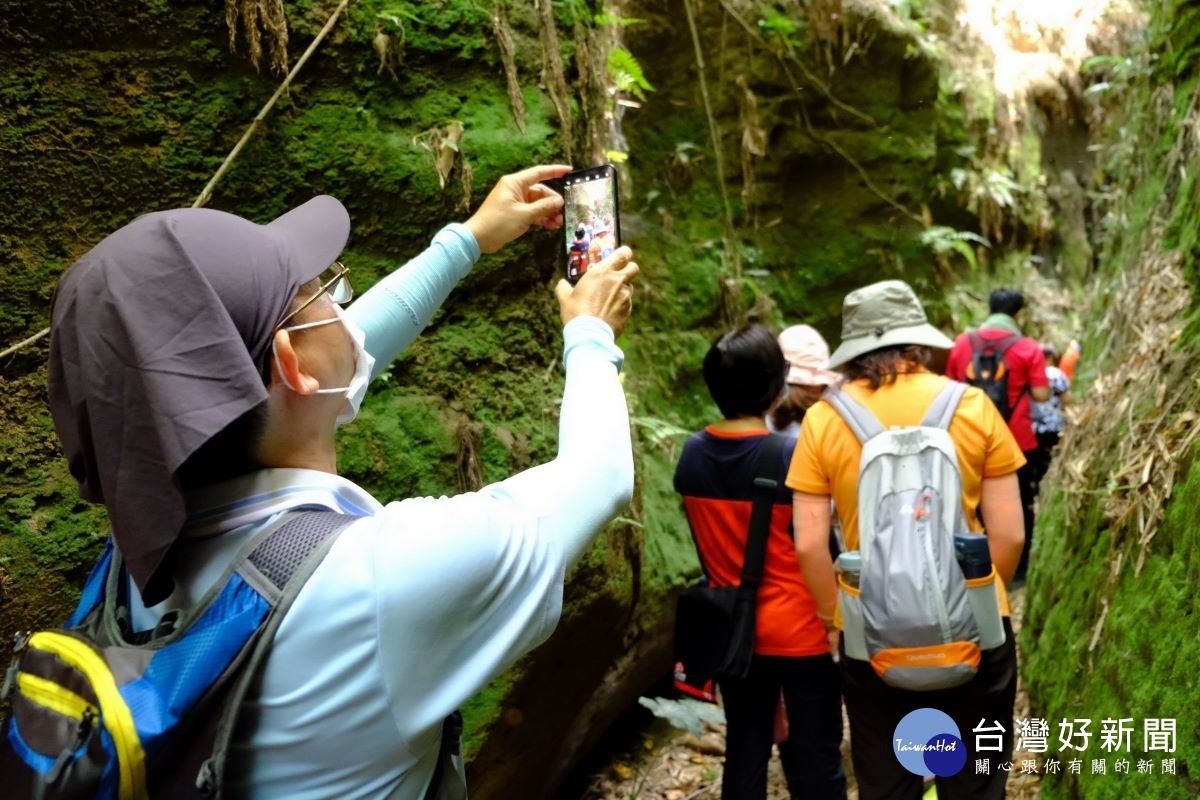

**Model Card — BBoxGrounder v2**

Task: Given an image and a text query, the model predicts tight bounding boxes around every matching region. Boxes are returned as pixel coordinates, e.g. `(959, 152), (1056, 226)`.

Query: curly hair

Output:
(839, 345), (934, 389)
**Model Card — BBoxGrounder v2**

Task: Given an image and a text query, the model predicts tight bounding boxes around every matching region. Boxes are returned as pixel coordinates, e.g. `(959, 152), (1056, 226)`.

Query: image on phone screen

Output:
(563, 165), (620, 285)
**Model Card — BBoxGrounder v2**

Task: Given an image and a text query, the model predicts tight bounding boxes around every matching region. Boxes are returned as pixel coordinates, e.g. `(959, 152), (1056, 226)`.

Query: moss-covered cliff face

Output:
(1023, 1), (1200, 796)
(620, 0), (964, 333)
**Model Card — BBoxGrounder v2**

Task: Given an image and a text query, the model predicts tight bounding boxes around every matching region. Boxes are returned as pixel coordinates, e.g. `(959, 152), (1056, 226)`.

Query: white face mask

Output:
(274, 305), (376, 426)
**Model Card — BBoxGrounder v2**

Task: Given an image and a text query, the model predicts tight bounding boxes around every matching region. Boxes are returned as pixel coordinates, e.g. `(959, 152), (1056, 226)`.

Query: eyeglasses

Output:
(276, 261), (353, 330)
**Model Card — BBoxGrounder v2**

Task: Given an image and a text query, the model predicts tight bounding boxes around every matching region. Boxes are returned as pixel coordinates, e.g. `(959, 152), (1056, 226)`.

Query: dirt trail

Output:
(580, 590), (1043, 800)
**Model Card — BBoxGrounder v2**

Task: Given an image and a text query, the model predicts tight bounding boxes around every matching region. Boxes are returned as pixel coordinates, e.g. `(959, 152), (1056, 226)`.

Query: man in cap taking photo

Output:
(46, 164), (638, 798)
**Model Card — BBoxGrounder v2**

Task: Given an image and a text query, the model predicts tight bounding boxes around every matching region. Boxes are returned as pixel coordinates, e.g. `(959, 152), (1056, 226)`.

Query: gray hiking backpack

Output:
(825, 380), (1006, 691)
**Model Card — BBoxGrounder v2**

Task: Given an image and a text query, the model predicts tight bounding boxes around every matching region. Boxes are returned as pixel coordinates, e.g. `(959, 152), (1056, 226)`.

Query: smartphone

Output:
(562, 164), (621, 285)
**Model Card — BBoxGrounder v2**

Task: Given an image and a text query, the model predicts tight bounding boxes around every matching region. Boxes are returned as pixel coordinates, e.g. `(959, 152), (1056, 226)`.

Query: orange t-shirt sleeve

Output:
(786, 403), (834, 496)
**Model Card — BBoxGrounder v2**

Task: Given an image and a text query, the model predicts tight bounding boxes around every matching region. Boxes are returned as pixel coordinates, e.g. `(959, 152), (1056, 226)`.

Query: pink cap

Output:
(779, 324), (838, 386)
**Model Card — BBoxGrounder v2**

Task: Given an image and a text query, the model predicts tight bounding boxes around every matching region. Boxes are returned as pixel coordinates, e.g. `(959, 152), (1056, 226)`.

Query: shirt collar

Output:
(982, 313), (1023, 335)
(183, 468), (382, 538)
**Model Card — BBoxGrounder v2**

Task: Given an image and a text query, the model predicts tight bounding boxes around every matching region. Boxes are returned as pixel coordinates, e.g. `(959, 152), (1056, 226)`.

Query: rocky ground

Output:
(578, 590), (1043, 800)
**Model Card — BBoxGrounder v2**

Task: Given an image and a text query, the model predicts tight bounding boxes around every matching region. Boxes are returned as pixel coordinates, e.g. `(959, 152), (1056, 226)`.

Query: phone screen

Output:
(563, 165), (620, 285)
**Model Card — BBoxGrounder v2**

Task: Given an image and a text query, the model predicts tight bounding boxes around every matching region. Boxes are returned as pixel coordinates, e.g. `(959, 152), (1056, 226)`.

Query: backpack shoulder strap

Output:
(737, 433), (786, 588)
(992, 332), (1021, 356)
(920, 380), (968, 431)
(198, 509), (360, 797)
(969, 329), (1020, 356)
(822, 387), (885, 444)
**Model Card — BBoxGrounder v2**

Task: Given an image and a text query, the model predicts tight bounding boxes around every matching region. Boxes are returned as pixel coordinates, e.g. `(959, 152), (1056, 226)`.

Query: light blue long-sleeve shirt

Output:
(345, 223), (481, 381)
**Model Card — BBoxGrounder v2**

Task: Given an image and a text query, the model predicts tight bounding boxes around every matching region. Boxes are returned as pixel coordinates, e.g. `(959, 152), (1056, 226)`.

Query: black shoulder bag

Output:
(673, 434), (785, 702)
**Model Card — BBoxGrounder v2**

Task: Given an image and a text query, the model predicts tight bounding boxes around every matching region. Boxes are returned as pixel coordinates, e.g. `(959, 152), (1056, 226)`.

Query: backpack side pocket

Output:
(964, 568), (1006, 650)
(837, 577), (869, 661)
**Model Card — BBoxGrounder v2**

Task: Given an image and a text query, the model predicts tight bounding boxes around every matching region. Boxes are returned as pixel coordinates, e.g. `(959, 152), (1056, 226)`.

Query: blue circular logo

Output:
(892, 708), (966, 777)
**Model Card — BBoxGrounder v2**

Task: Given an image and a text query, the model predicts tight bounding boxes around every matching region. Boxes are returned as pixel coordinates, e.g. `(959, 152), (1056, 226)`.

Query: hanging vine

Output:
(682, 0), (740, 280)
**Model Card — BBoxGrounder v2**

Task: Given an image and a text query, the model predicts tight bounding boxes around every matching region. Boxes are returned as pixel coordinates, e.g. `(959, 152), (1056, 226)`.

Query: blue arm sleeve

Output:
(344, 223), (481, 380)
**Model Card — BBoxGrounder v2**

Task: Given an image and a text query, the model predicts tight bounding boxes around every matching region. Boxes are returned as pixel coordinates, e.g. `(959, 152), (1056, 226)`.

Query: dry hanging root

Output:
(455, 419), (484, 493)
(225, 0), (290, 74)
(1054, 230), (1195, 622)
(412, 122), (474, 211)
(373, 21), (405, 80)
(491, 2), (527, 133)
(737, 76), (768, 228)
(534, 0), (574, 164)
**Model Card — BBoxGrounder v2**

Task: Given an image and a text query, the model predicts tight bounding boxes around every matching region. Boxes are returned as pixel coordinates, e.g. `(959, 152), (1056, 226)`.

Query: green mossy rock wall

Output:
(1023, 0), (1199, 797)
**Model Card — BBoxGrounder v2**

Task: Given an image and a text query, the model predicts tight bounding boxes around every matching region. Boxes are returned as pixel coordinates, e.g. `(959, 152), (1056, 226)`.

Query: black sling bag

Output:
(673, 434), (785, 700)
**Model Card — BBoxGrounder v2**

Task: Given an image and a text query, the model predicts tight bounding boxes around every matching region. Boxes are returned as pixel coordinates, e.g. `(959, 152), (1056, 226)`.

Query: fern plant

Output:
(608, 47), (655, 101)
(920, 225), (990, 272)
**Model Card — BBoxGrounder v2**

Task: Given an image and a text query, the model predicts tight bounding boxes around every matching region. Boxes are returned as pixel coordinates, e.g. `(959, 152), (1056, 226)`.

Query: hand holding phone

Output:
(562, 165), (621, 285)
(464, 164), (572, 254)
(555, 246), (638, 337)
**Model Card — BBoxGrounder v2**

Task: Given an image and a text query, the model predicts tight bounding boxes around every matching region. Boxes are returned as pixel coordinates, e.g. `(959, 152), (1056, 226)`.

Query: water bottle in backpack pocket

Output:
(955, 531), (1006, 650)
(825, 381), (1005, 692)
(835, 551), (868, 661)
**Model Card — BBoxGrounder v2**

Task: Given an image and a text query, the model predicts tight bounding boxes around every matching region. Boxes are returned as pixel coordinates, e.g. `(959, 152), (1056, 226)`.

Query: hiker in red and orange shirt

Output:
(945, 288), (1049, 585)
(676, 325), (846, 800)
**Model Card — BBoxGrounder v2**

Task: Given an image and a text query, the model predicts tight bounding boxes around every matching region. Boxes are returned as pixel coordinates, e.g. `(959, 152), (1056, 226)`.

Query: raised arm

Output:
(370, 249), (639, 738)
(481, 247), (639, 565)
(345, 224), (479, 378)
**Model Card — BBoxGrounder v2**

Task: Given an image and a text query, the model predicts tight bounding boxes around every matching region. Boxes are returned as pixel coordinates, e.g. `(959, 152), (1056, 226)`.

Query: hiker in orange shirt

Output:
(1058, 338), (1082, 381)
(788, 280), (1024, 800)
(588, 222), (616, 264)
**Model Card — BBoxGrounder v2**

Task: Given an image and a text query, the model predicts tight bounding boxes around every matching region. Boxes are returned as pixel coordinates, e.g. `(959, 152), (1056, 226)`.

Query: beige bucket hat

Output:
(827, 279), (954, 369)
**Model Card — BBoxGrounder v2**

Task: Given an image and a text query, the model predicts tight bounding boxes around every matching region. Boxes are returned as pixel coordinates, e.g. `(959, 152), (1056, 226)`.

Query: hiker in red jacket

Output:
(945, 288), (1049, 586)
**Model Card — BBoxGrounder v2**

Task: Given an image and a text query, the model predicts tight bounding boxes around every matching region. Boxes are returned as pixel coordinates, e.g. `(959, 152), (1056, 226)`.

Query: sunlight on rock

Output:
(958, 0), (1140, 108)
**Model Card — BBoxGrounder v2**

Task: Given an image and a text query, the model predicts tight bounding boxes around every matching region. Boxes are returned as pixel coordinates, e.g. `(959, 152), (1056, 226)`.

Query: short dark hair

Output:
(702, 325), (786, 419)
(988, 288), (1025, 316)
(1041, 341), (1060, 365)
(840, 345), (934, 389)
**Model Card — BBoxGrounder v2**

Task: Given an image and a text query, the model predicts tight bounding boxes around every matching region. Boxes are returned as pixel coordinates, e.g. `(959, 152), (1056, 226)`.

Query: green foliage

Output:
(920, 225), (988, 271)
(950, 164), (1020, 212)
(594, 12), (646, 27)
(608, 46), (654, 101)
(1157, 0), (1200, 81)
(757, 8), (799, 41)
(631, 416), (691, 449)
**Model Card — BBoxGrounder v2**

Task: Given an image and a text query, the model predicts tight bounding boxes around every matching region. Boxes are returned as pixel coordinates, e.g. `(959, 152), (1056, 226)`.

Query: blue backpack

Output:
(0, 510), (356, 799)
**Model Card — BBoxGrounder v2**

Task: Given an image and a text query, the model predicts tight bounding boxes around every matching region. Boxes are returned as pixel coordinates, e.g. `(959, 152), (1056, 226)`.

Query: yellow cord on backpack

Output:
(29, 631), (147, 800)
